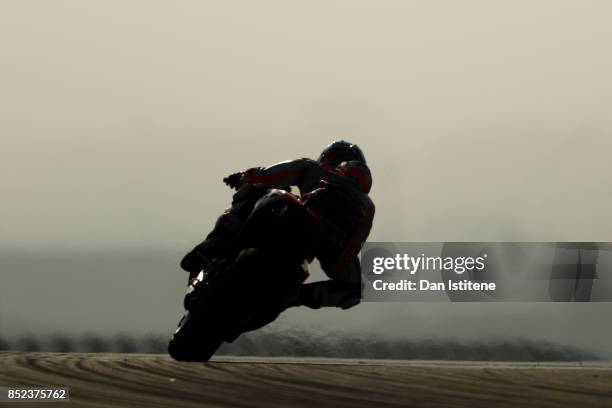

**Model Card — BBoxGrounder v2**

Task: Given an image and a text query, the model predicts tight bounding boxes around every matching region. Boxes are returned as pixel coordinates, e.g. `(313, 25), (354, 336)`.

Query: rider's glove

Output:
(223, 172), (244, 190)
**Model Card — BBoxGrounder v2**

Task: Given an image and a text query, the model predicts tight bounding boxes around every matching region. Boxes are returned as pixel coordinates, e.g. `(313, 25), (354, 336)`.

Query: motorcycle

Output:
(168, 188), (320, 361)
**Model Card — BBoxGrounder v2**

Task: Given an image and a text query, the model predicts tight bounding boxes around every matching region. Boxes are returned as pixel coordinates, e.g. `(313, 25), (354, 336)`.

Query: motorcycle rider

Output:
(180, 140), (375, 310)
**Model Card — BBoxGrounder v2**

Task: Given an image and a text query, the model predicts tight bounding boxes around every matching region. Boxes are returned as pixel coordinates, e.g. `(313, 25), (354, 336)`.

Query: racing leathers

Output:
(180, 158), (375, 309)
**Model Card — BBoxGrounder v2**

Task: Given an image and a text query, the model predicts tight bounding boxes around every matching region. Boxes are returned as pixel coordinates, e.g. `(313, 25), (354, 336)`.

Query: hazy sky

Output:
(2, 0), (612, 250)
(1, 1), (612, 354)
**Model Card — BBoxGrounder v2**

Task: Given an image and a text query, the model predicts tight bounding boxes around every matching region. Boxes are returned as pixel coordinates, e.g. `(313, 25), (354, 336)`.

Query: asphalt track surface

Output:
(1, 353), (611, 407)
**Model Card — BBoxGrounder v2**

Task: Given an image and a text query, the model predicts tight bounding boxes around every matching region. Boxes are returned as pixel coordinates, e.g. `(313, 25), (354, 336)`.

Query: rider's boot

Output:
(180, 183), (271, 279)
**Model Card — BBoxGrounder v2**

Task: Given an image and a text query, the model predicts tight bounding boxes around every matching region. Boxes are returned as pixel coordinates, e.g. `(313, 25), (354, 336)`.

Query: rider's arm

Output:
(240, 158), (318, 189)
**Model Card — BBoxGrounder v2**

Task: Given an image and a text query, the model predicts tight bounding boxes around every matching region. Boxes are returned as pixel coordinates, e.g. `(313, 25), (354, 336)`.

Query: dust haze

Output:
(1, 1), (612, 356)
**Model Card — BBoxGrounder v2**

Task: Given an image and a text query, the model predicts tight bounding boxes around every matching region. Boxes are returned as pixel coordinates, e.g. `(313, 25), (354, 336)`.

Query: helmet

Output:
(337, 160), (372, 193)
(318, 140), (366, 167)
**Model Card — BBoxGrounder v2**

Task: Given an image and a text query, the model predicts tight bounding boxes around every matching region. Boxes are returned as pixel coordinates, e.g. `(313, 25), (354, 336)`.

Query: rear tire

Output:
(168, 312), (224, 362)
(168, 248), (298, 361)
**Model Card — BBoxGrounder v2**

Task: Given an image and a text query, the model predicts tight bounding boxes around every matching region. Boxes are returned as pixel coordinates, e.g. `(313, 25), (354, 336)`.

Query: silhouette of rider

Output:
(180, 140), (375, 310)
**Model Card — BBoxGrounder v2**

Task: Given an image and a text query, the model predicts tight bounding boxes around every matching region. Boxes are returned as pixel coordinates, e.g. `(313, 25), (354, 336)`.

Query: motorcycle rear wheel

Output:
(167, 311), (224, 362)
